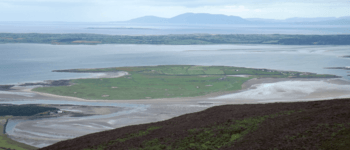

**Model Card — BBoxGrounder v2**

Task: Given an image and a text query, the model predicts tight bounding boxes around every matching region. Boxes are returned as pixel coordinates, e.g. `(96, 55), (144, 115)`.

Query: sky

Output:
(0, 0), (349, 22)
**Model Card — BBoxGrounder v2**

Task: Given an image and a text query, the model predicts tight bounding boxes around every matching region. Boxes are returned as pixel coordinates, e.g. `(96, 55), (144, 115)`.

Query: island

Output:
(32, 65), (339, 100)
(325, 67), (350, 70)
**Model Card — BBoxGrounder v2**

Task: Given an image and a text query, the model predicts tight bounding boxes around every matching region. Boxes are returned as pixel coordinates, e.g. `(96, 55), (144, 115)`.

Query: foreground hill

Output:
(40, 98), (350, 150)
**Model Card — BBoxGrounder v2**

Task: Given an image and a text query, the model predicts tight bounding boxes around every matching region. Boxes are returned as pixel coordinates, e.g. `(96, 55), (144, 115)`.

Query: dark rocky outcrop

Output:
(19, 80), (71, 87)
(0, 85), (14, 91)
(324, 67), (350, 70)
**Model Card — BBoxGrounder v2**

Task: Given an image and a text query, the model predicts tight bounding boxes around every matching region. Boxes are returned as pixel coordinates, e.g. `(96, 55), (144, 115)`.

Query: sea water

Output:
(0, 44), (349, 85)
(0, 22), (350, 35)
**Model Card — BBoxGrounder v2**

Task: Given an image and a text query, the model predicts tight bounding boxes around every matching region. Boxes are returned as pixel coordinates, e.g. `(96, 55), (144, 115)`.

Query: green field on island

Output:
(33, 65), (338, 100)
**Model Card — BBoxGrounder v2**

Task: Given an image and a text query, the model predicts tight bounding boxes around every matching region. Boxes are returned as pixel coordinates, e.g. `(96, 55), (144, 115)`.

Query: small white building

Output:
(57, 110), (63, 114)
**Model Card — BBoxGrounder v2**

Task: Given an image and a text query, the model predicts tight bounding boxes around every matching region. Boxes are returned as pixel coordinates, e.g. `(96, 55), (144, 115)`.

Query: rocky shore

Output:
(0, 71), (127, 91)
(0, 85), (14, 91)
(18, 80), (72, 87)
(324, 67), (350, 70)
(0, 80), (71, 91)
(52, 69), (118, 73)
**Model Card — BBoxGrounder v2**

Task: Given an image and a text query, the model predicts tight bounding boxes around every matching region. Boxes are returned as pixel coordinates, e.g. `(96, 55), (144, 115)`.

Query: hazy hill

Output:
(40, 98), (350, 150)
(284, 17), (338, 22)
(168, 13), (249, 24)
(245, 17), (339, 23)
(126, 13), (249, 24)
(315, 18), (350, 25)
(127, 16), (167, 23)
(126, 13), (350, 25)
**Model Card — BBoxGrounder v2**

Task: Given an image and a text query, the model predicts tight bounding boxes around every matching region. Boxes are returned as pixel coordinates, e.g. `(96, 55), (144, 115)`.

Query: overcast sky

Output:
(0, 0), (349, 22)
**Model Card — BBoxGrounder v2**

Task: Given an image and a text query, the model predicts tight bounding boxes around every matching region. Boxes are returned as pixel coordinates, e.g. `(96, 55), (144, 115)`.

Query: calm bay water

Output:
(1, 22), (350, 35)
(0, 44), (349, 85)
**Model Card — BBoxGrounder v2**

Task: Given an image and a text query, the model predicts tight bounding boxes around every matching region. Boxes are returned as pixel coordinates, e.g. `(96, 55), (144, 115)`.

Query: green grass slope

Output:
(33, 65), (338, 100)
(40, 98), (350, 150)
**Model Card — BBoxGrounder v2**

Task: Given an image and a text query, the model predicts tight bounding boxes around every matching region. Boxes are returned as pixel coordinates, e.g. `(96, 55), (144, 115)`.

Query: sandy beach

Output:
(1, 77), (350, 148)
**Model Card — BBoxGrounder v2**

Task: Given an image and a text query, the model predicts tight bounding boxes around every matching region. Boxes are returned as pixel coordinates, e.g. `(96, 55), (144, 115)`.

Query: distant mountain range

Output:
(124, 13), (350, 25)
(127, 13), (249, 24)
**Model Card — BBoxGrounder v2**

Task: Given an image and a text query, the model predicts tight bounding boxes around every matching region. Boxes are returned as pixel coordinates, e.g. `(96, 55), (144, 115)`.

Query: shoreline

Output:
(0, 71), (129, 88)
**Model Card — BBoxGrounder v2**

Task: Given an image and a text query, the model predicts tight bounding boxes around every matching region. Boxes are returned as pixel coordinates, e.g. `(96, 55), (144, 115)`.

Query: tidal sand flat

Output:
(0, 105), (56, 150)
(2, 65), (349, 148)
(0, 94), (211, 147)
(214, 79), (350, 102)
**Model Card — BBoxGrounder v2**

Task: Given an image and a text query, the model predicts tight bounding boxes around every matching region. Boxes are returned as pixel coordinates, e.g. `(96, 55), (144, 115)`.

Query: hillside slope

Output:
(40, 98), (350, 150)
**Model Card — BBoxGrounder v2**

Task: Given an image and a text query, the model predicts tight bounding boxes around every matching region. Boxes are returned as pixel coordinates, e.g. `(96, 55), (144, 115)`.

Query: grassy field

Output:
(34, 65), (338, 100)
(0, 116), (37, 150)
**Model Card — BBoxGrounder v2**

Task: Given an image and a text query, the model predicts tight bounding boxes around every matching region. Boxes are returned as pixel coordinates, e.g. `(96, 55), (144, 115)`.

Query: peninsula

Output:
(32, 65), (339, 100)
